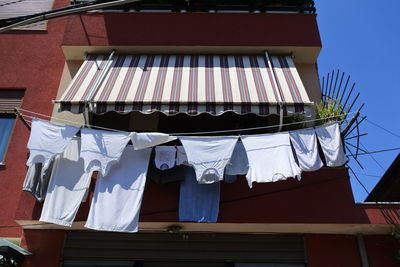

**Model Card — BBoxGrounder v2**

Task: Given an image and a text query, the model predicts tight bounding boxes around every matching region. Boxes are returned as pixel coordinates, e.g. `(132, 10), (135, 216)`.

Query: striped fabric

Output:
(59, 54), (312, 116)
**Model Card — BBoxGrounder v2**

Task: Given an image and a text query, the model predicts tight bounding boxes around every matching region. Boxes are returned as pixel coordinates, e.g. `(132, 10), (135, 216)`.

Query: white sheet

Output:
(315, 122), (348, 167)
(155, 146), (176, 170)
(85, 146), (152, 233)
(179, 136), (239, 184)
(289, 128), (323, 171)
(80, 128), (131, 176)
(27, 118), (79, 170)
(40, 138), (92, 227)
(241, 132), (301, 188)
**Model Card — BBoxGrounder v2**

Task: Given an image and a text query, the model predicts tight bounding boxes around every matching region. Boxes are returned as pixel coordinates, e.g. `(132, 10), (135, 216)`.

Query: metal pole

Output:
(264, 51), (286, 127)
(14, 108), (31, 130)
(357, 235), (370, 267)
(86, 50), (116, 104)
(341, 111), (360, 136)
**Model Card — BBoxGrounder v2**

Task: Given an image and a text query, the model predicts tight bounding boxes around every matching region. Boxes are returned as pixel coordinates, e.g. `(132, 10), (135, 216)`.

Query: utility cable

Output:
(353, 172), (381, 178)
(366, 118), (400, 139)
(359, 142), (385, 171)
(346, 147), (400, 157)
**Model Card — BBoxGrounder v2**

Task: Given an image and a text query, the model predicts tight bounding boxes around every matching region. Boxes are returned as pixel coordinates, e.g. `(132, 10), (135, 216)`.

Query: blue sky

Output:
(315, 0), (400, 202)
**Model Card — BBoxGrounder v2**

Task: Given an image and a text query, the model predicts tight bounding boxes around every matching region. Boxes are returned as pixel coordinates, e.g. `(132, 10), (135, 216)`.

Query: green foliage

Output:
(315, 98), (345, 126)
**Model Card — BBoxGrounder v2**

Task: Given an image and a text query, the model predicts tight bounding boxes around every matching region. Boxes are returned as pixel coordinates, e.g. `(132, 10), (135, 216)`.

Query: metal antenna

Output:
(338, 75), (350, 106)
(335, 72), (345, 104)
(331, 69), (340, 101)
(320, 70), (365, 168)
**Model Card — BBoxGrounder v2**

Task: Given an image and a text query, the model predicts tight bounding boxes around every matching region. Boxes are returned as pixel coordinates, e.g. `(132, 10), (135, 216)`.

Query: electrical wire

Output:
(359, 142), (385, 171)
(353, 172), (381, 178)
(346, 147), (400, 157)
(366, 118), (400, 139)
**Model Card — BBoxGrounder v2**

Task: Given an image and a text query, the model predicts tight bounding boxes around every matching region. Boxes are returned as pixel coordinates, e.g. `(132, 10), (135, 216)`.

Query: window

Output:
(0, 90), (24, 164)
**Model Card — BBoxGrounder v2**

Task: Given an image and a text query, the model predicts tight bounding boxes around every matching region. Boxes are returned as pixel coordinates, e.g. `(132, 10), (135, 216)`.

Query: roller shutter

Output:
(62, 232), (306, 267)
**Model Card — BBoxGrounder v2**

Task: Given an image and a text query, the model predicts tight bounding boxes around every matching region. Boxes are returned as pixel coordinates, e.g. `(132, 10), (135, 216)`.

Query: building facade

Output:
(0, 0), (399, 266)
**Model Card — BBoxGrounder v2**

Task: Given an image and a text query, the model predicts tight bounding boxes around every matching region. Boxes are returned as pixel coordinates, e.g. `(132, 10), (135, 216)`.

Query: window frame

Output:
(0, 89), (24, 165)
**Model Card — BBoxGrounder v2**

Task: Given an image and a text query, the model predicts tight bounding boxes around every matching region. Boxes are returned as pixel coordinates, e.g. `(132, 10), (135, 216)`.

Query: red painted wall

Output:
(0, 0), (69, 237)
(20, 229), (65, 267)
(16, 167), (371, 224)
(140, 167), (367, 223)
(0, 2), (397, 266)
(305, 234), (363, 267)
(364, 235), (400, 267)
(357, 203), (400, 224)
(63, 13), (322, 47)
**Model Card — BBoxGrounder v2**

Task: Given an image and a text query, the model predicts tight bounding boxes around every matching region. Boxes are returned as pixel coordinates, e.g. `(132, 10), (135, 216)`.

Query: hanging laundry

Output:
(179, 166), (220, 223)
(289, 127), (323, 171)
(80, 128), (131, 176)
(154, 146), (176, 170)
(147, 150), (186, 184)
(176, 146), (189, 166)
(40, 138), (92, 227)
(22, 159), (54, 202)
(131, 132), (176, 150)
(223, 174), (238, 183)
(225, 141), (249, 176)
(85, 146), (152, 233)
(315, 122), (348, 167)
(27, 118), (80, 170)
(241, 132), (302, 188)
(179, 136), (239, 184)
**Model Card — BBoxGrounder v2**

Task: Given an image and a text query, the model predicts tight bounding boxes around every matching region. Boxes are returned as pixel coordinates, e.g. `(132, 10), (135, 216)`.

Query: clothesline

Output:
(17, 108), (357, 136)
(24, 117), (348, 232)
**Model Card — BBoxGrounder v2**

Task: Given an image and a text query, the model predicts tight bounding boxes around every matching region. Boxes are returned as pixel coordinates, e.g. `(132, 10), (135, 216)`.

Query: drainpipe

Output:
(357, 234), (370, 267)
(264, 51), (285, 131)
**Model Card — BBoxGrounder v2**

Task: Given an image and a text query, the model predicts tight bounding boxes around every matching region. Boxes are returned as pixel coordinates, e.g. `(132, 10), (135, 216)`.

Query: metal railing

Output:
(72, 0), (316, 14)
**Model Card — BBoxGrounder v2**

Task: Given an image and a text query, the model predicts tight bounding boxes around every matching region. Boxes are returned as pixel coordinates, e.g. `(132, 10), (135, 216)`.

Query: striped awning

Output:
(58, 54), (313, 116)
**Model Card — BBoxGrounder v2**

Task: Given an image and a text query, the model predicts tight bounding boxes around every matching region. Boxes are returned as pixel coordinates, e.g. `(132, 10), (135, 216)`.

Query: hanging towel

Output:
(179, 166), (220, 223)
(22, 159), (54, 202)
(179, 136), (239, 184)
(289, 128), (323, 171)
(40, 138), (92, 227)
(315, 122), (348, 167)
(85, 146), (152, 233)
(131, 132), (176, 150)
(225, 141), (249, 176)
(241, 132), (302, 188)
(80, 128), (131, 176)
(176, 146), (189, 166)
(155, 146), (176, 170)
(27, 118), (79, 170)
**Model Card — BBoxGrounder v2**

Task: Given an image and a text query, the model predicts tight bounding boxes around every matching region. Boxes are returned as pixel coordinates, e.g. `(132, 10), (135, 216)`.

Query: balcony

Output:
(72, 0), (316, 14)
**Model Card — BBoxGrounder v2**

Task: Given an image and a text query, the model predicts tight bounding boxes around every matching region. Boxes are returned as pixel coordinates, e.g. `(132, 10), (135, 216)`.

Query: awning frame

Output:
(54, 51), (314, 117)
